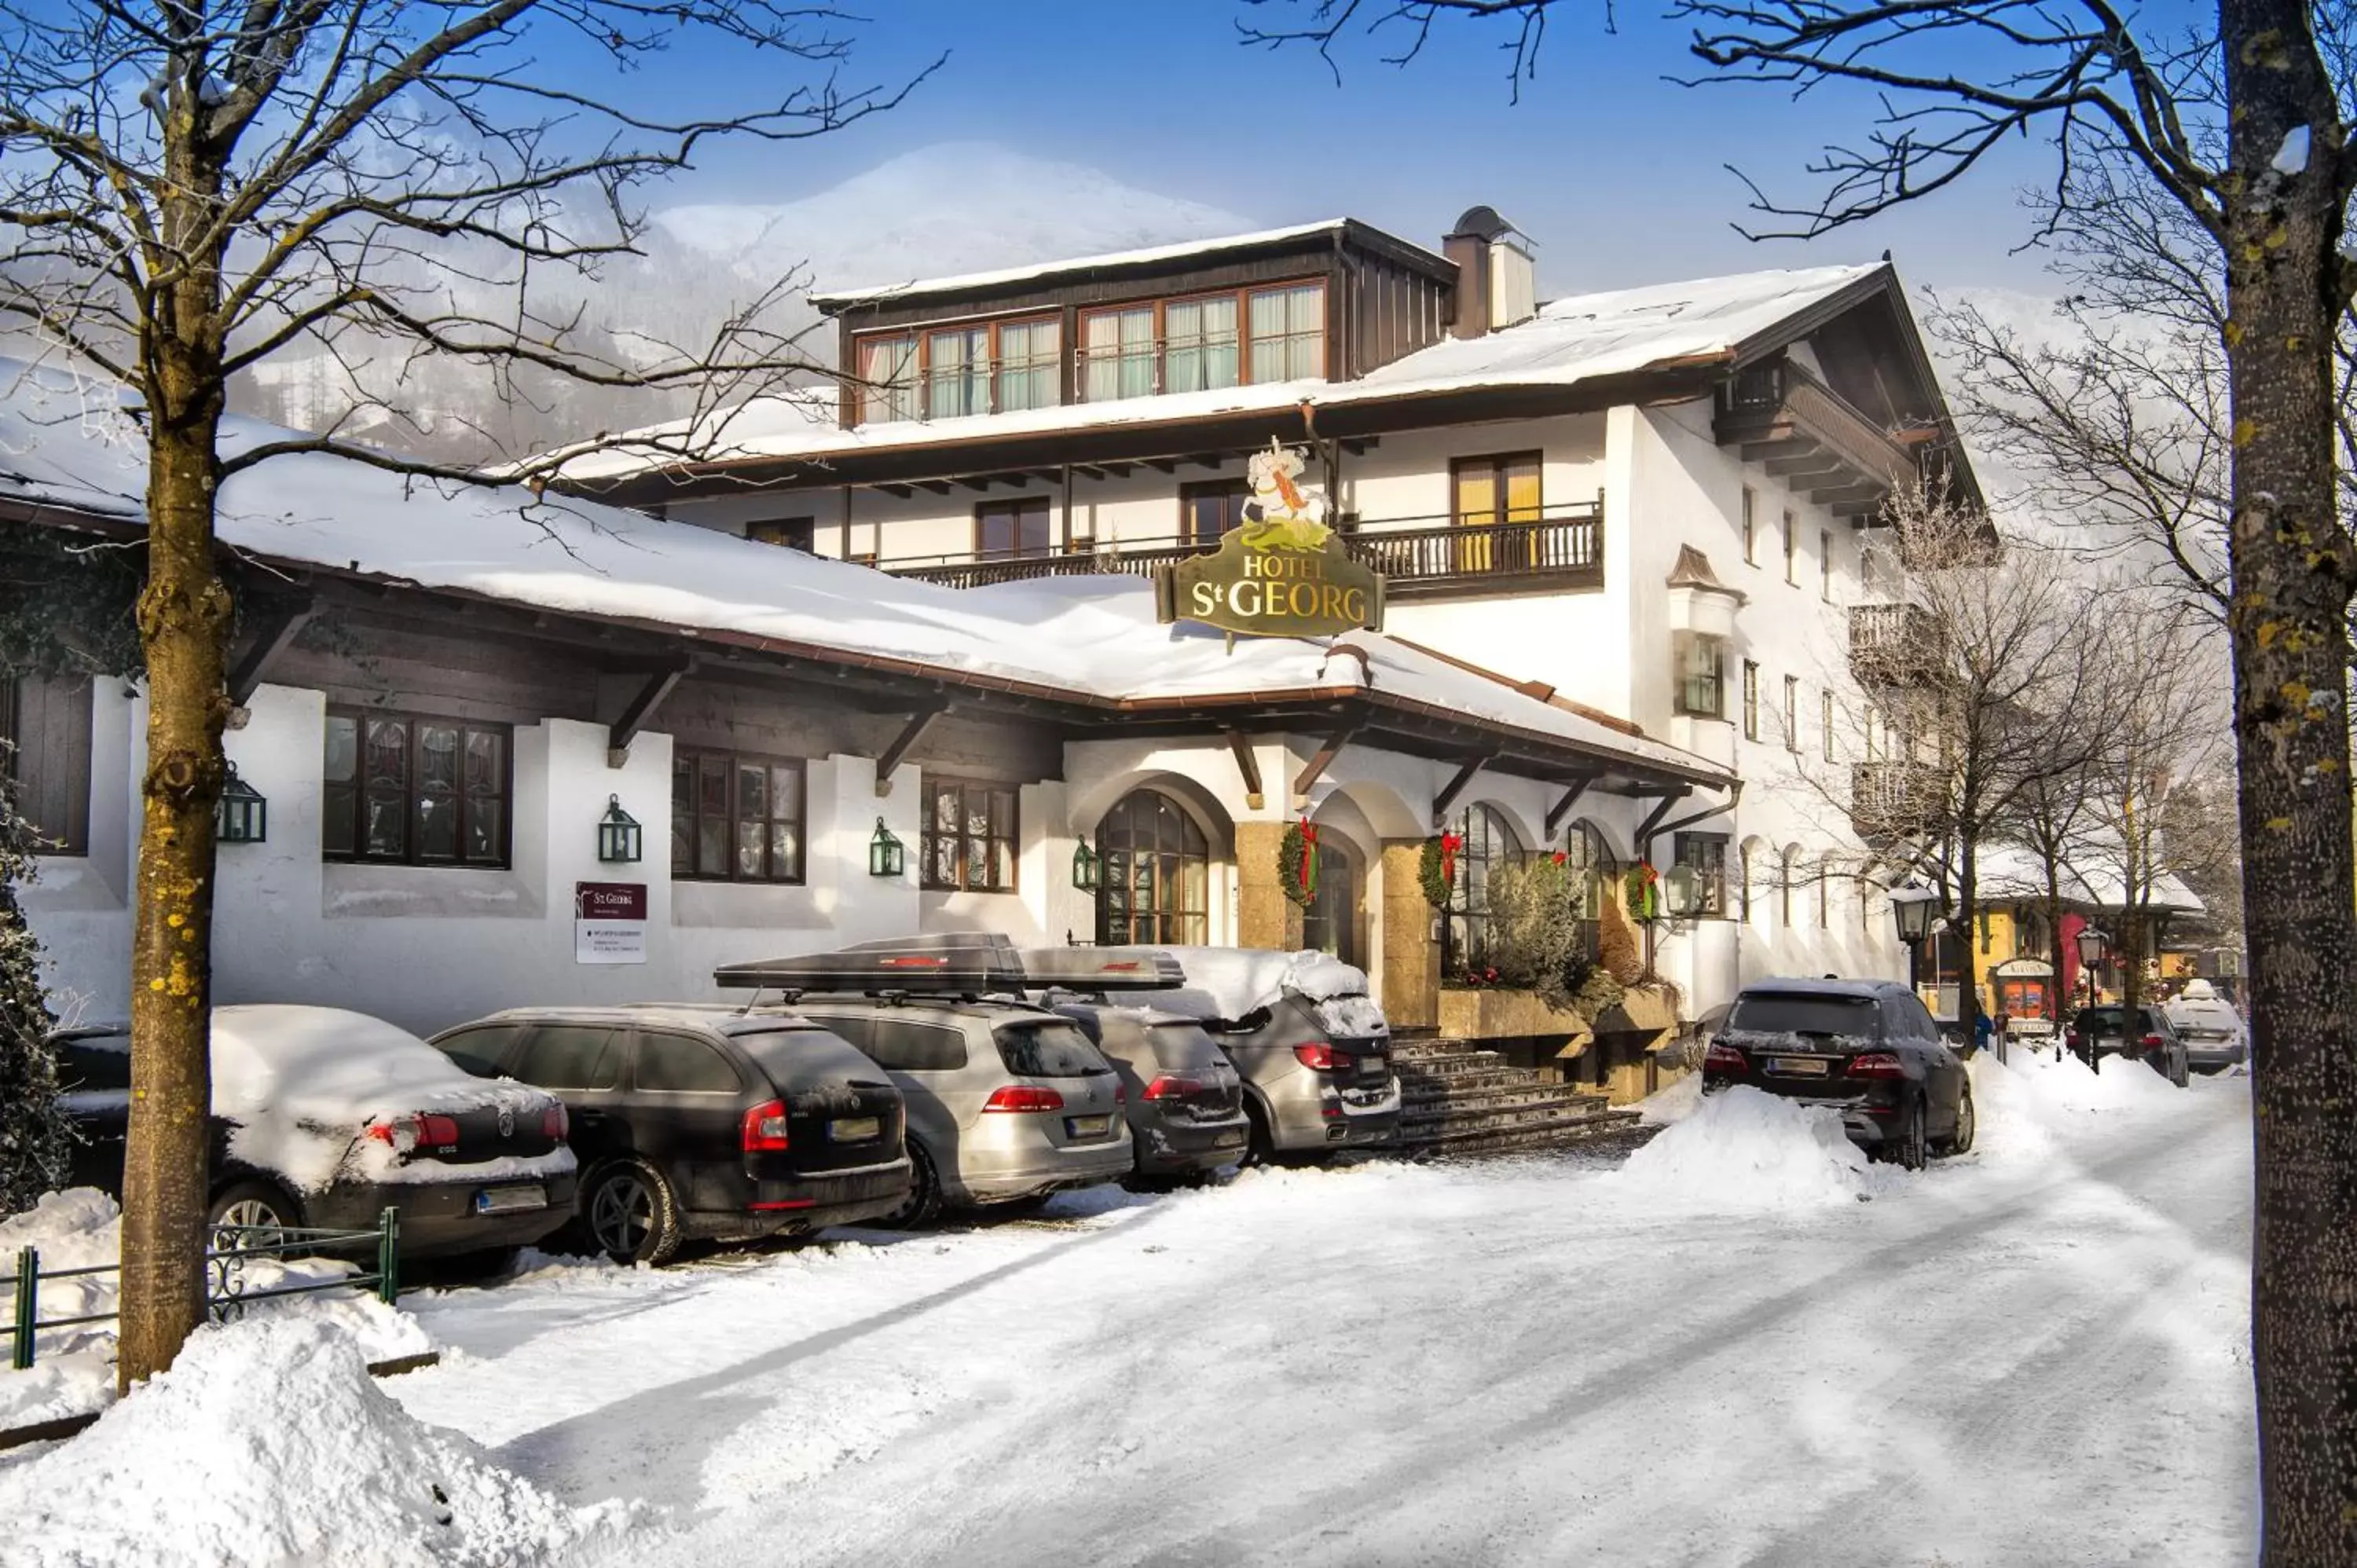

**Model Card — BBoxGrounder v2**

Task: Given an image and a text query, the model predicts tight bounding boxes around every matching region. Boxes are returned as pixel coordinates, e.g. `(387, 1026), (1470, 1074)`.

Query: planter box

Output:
(1592, 984), (1680, 1046)
(1439, 987), (1593, 1042)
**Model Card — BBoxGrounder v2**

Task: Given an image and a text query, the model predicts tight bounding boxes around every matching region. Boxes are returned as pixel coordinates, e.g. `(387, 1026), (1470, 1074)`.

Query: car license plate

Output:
(1773, 1057), (1831, 1076)
(1066, 1115), (1112, 1138)
(1215, 1130), (1246, 1148)
(475, 1185), (545, 1215)
(1361, 1059), (1388, 1079)
(828, 1116), (881, 1143)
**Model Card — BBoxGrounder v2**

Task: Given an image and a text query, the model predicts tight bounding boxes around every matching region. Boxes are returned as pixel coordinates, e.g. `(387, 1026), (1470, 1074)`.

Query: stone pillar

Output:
(1233, 820), (1304, 951)
(1379, 840), (1439, 1030)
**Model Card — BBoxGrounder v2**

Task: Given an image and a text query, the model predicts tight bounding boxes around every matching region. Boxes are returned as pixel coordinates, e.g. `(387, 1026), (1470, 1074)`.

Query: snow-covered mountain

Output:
(228, 143), (1253, 463)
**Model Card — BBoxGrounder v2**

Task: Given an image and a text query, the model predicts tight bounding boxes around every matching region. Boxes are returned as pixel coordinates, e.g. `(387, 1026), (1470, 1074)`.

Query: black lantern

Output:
(215, 764), (266, 844)
(1889, 883), (1937, 945)
(869, 818), (905, 878)
(596, 795), (642, 863)
(2075, 925), (2110, 972)
(1072, 834), (1102, 892)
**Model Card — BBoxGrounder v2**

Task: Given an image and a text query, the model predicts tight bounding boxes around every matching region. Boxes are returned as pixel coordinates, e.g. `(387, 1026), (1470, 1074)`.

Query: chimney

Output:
(1442, 205), (1537, 339)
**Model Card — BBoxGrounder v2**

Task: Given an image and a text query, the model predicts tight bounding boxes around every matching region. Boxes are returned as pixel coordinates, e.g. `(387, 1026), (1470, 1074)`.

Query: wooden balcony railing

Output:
(1850, 760), (1948, 840)
(1848, 602), (1943, 687)
(882, 503), (1605, 603)
(1717, 361), (1920, 518)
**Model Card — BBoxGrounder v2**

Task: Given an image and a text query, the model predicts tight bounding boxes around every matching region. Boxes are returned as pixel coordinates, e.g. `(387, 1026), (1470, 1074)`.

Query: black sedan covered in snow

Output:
(52, 1005), (577, 1259)
(1701, 978), (1974, 1170)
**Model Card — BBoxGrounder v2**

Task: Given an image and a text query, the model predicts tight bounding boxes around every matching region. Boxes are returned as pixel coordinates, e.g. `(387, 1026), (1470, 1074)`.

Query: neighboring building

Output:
(560, 205), (1985, 1017)
(5, 357), (1734, 1095)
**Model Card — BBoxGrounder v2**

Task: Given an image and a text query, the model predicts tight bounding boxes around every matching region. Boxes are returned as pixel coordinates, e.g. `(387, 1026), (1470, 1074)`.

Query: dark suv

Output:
(431, 1006), (910, 1265)
(1703, 978), (1974, 1170)
(2066, 1006), (2192, 1086)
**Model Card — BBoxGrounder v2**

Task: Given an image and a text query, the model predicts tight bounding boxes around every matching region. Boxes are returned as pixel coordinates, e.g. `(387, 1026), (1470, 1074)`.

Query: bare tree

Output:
(0, 1), (922, 1390)
(1236, 2), (2355, 1550)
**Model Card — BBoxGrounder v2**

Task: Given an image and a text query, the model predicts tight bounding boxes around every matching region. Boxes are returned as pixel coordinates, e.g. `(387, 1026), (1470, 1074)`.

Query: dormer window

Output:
(856, 333), (919, 423)
(1248, 284), (1325, 382)
(1078, 280), (1327, 405)
(854, 314), (1061, 425)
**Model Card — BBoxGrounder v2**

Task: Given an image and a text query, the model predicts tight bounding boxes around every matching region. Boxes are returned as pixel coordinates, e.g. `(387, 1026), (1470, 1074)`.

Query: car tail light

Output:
(983, 1085), (1065, 1113)
(740, 1099), (792, 1152)
(2141, 1034), (2167, 1050)
(1848, 1052), (1906, 1079)
(366, 1113), (459, 1153)
(541, 1104), (568, 1141)
(1113, 1082), (1126, 1106)
(1703, 1042), (1747, 1075)
(1142, 1075), (1207, 1101)
(1294, 1042), (1344, 1071)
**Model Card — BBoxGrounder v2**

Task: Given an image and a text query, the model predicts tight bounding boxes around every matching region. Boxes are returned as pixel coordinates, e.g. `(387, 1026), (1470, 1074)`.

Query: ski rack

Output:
(714, 933), (1183, 1000)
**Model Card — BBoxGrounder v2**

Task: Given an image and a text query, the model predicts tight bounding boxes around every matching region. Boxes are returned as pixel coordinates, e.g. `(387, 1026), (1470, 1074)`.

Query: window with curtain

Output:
(1080, 306), (1156, 401)
(1179, 481), (1251, 547)
(993, 317), (1061, 412)
(922, 776), (1017, 892)
(324, 709), (510, 866)
(670, 748), (804, 883)
(1443, 804), (1521, 980)
(1247, 283), (1325, 382)
(1673, 833), (1728, 918)
(976, 496), (1053, 559)
(925, 325), (991, 419)
(854, 333), (919, 423)
(1451, 452), (1542, 574)
(1673, 632), (1726, 719)
(1097, 788), (1210, 946)
(1164, 295), (1240, 394)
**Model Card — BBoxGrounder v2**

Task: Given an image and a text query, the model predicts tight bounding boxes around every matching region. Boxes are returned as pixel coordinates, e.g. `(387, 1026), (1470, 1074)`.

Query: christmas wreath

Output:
(1419, 831), (1462, 908)
(1625, 861), (1662, 924)
(1280, 819), (1319, 909)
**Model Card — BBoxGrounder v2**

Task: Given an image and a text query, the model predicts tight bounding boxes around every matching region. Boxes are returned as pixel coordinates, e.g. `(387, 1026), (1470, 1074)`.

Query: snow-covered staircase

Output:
(1389, 1035), (1650, 1156)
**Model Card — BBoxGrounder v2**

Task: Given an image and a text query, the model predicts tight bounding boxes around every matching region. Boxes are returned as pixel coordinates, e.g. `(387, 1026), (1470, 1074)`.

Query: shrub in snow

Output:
(0, 768), (68, 1217)
(0, 1315), (637, 1568)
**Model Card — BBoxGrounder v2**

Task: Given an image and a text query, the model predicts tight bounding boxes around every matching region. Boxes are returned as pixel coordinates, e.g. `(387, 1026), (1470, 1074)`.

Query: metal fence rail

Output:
(3, 1207), (400, 1372)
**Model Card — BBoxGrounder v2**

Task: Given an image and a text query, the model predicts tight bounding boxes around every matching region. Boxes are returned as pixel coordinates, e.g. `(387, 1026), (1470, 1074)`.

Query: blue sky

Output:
(559, 0), (2076, 295)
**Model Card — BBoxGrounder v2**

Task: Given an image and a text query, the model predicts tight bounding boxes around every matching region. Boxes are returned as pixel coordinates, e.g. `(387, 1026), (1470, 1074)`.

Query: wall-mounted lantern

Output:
(215, 764), (267, 844)
(596, 795), (642, 863)
(869, 818), (906, 878)
(1072, 834), (1102, 892)
(1662, 864), (1703, 920)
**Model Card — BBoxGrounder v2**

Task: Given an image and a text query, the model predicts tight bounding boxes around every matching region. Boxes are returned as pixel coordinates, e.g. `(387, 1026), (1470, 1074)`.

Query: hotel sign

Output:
(1153, 439), (1384, 639)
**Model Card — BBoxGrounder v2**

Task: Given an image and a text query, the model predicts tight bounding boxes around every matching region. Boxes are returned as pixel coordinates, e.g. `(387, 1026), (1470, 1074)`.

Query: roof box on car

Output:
(713, 935), (1184, 998)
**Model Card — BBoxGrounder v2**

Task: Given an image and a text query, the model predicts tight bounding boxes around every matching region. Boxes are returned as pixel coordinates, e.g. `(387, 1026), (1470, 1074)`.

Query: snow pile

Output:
(1637, 1071), (1705, 1126)
(1610, 1086), (1900, 1211)
(0, 1316), (638, 1568)
(213, 1005), (567, 1192)
(2003, 1043), (2184, 1116)
(1149, 947), (1382, 1027)
(0, 1189), (427, 1430)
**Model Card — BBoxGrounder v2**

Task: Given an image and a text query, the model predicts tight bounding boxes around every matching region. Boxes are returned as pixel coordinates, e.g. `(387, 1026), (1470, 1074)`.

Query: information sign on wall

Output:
(575, 880), (648, 965)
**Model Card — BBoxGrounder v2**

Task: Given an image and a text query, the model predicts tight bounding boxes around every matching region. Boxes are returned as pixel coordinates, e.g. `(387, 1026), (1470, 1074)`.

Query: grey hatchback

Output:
(1047, 1001), (1252, 1184)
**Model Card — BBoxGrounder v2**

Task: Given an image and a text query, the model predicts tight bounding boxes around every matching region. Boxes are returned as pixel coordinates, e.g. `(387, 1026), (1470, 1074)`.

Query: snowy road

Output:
(372, 1053), (2257, 1568)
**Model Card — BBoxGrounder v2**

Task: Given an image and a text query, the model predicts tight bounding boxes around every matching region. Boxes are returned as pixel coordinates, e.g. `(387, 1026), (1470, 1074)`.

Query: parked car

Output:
(718, 937), (1141, 1227)
(1702, 978), (1974, 1170)
(2161, 980), (2247, 1074)
(1087, 946), (1399, 1165)
(429, 1005), (911, 1265)
(50, 1006), (576, 1259)
(1045, 1000), (1252, 1185)
(2066, 1006), (2193, 1086)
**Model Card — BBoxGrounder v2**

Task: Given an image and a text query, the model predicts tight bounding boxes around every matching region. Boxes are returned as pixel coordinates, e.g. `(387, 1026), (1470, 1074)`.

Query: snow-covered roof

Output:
(552, 262), (1887, 485)
(1972, 843), (2205, 917)
(808, 218), (1365, 308)
(0, 358), (1730, 786)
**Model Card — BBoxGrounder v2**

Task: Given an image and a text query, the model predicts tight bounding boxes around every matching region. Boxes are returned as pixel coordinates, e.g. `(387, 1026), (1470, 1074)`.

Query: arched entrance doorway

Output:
(1302, 834), (1363, 968)
(1096, 788), (1211, 945)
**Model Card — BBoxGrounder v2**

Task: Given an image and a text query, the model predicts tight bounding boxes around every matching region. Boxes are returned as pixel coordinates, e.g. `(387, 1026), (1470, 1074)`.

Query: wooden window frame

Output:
(1178, 478), (1253, 546)
(851, 311), (1061, 424)
(322, 706), (513, 869)
(1076, 277), (1328, 404)
(922, 775), (1020, 893)
(1673, 832), (1729, 920)
(1741, 660), (1761, 742)
(973, 496), (1056, 561)
(1673, 632), (1726, 720)
(671, 746), (808, 885)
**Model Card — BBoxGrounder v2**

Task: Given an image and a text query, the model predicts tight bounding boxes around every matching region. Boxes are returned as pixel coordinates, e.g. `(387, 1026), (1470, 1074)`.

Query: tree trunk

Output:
(1956, 836), (1981, 1043)
(2221, 1), (2357, 1556)
(115, 140), (233, 1392)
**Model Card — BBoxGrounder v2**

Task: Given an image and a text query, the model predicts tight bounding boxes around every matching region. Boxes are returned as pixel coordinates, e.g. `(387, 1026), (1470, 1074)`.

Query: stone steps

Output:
(1386, 1033), (1644, 1158)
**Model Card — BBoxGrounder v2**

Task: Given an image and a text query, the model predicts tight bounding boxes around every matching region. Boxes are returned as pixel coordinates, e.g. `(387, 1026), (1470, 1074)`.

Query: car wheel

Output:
(1937, 1083), (1976, 1156)
(207, 1180), (302, 1257)
(583, 1159), (682, 1266)
(1897, 1095), (1929, 1171)
(878, 1139), (942, 1230)
(1239, 1100), (1277, 1169)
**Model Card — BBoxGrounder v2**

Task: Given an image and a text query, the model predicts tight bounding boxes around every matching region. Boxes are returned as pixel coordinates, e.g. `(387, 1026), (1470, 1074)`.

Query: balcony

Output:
(1850, 761), (1947, 841)
(1848, 603), (1942, 687)
(1717, 361), (1920, 521)
(882, 503), (1605, 604)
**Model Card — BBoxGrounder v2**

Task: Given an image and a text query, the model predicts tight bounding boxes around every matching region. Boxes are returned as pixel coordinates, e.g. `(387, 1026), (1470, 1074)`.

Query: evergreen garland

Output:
(0, 767), (68, 1217)
(1418, 836), (1451, 907)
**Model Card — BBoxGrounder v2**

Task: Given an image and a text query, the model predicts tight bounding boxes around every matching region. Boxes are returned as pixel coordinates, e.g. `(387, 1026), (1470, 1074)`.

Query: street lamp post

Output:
(1890, 883), (1937, 998)
(2074, 925), (2110, 1072)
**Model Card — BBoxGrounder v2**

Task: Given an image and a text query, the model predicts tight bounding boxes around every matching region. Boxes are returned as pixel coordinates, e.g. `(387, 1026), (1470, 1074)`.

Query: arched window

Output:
(1445, 804), (1522, 980)
(1096, 789), (1211, 946)
(1559, 819), (1612, 965)
(1780, 846), (1801, 927)
(1301, 833), (1361, 967)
